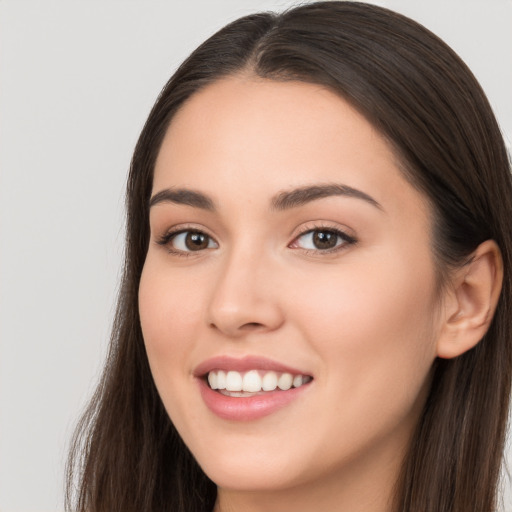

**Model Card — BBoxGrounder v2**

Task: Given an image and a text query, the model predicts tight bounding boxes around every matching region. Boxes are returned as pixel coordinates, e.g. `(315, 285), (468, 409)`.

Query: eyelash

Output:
(156, 224), (357, 257)
(290, 224), (357, 254)
(156, 226), (218, 257)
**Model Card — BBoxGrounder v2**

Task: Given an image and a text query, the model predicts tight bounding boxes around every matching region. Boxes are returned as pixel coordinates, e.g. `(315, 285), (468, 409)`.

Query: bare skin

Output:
(139, 76), (502, 512)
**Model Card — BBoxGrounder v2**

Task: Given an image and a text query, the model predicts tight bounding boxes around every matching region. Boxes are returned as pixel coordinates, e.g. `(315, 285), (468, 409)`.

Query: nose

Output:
(207, 248), (284, 338)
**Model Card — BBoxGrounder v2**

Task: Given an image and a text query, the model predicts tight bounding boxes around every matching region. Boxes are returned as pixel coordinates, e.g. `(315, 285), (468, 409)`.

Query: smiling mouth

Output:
(206, 369), (313, 396)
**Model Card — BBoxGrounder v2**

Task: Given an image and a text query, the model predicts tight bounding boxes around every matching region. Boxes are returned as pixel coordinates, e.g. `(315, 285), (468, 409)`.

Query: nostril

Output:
(209, 321), (264, 332)
(240, 322), (264, 330)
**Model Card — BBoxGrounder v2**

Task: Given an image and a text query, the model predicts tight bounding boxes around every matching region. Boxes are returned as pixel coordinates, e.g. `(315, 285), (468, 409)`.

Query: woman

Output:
(66, 2), (512, 511)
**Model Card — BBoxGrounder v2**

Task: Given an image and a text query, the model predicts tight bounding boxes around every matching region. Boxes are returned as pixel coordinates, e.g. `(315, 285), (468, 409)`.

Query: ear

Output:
(436, 240), (503, 359)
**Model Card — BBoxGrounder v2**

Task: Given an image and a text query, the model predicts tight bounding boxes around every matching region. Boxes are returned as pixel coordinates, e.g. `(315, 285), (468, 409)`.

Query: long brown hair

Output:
(66, 2), (512, 511)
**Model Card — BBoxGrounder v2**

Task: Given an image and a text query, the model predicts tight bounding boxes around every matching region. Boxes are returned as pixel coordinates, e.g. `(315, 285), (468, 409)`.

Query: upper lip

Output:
(193, 355), (311, 378)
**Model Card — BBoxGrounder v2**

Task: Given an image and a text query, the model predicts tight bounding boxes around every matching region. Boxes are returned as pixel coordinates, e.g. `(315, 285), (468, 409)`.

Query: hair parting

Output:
(66, 3), (512, 511)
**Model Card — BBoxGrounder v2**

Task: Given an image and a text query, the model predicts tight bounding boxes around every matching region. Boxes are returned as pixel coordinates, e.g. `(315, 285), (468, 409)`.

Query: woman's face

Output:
(139, 77), (442, 500)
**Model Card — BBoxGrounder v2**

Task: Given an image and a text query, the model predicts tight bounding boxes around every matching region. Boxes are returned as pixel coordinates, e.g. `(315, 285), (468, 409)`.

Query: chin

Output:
(201, 461), (299, 492)
(188, 437), (307, 492)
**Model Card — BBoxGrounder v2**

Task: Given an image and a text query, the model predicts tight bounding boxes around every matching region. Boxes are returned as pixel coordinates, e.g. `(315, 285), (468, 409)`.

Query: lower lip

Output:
(198, 379), (311, 421)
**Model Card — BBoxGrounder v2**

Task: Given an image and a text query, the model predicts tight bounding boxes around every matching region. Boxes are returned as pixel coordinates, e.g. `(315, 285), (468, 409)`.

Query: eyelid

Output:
(154, 221), (356, 256)
(288, 222), (357, 253)
(155, 224), (219, 255)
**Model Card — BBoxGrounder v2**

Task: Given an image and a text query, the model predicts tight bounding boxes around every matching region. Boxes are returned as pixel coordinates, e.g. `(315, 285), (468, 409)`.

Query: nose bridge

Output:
(207, 238), (283, 336)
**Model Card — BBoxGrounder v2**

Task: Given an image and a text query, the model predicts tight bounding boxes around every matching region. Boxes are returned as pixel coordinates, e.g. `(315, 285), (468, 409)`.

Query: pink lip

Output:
(197, 379), (311, 421)
(194, 355), (313, 422)
(193, 355), (309, 377)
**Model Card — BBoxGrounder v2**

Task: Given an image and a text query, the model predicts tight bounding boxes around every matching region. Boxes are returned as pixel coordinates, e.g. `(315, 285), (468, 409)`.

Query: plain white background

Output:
(0, 1), (511, 511)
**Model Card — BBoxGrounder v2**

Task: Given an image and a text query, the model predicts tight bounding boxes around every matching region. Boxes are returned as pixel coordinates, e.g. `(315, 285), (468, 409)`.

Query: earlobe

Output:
(436, 240), (503, 359)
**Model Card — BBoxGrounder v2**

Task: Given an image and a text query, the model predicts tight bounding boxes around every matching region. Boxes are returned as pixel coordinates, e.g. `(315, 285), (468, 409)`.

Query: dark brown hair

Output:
(66, 2), (512, 511)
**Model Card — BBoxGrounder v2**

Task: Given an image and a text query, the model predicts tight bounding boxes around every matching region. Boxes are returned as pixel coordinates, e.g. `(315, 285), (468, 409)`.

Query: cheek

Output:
(289, 273), (437, 466)
(138, 260), (205, 381)
(290, 250), (439, 411)
(302, 243), (436, 332)
(138, 259), (213, 435)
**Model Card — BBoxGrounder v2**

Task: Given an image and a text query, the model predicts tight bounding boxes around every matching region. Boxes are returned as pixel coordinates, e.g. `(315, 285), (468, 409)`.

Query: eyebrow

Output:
(149, 188), (215, 210)
(149, 183), (382, 211)
(271, 183), (382, 211)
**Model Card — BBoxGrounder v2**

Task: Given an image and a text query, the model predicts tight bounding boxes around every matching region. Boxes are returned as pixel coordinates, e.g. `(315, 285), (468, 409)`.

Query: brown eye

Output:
(312, 230), (338, 249)
(165, 230), (218, 253)
(184, 232), (210, 250)
(292, 228), (356, 252)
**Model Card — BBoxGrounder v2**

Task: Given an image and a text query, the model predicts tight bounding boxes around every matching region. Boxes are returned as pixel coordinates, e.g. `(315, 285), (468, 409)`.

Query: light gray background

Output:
(1, 1), (511, 511)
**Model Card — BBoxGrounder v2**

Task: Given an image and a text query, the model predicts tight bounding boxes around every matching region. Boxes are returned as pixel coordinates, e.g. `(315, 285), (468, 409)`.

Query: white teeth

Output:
(278, 373), (293, 390)
(217, 370), (226, 389)
(262, 371), (278, 391)
(225, 371), (243, 391)
(293, 375), (303, 388)
(207, 369), (311, 393)
(242, 370), (262, 392)
(208, 371), (218, 389)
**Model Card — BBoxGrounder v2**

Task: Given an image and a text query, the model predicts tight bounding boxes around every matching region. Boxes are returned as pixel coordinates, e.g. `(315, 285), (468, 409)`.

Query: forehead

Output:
(158, 77), (389, 172)
(153, 76), (429, 222)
